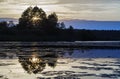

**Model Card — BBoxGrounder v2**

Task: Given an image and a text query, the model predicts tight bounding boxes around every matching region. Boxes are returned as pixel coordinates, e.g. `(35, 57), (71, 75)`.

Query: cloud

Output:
(0, 0), (6, 3)
(57, 0), (120, 4)
(0, 0), (120, 20)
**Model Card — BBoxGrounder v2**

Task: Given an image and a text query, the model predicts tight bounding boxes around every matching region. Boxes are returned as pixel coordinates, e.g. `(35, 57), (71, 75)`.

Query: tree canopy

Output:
(18, 6), (58, 30)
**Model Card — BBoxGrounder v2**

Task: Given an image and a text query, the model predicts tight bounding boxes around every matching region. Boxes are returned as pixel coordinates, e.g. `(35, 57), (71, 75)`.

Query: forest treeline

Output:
(0, 6), (120, 41)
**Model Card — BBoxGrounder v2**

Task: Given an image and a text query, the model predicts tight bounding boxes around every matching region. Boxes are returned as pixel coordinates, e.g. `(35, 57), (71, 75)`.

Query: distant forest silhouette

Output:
(0, 6), (120, 41)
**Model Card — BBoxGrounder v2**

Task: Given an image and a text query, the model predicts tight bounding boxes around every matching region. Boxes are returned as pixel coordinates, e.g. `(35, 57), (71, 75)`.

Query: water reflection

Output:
(18, 52), (58, 74)
(0, 43), (120, 79)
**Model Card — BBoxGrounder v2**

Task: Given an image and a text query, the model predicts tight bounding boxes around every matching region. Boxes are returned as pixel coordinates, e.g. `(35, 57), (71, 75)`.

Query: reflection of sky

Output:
(0, 58), (120, 79)
(1, 45), (120, 78)
(0, 46), (120, 78)
(0, 0), (120, 20)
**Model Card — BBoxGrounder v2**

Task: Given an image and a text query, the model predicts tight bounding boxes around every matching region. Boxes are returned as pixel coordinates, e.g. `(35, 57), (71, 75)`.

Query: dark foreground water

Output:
(0, 42), (120, 79)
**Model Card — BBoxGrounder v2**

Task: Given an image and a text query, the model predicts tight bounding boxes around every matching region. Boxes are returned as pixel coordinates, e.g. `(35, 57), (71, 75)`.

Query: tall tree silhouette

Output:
(31, 6), (47, 27)
(18, 6), (47, 29)
(48, 12), (58, 30)
(0, 21), (8, 29)
(48, 12), (58, 23)
(18, 6), (59, 32)
(19, 6), (33, 28)
(60, 22), (66, 29)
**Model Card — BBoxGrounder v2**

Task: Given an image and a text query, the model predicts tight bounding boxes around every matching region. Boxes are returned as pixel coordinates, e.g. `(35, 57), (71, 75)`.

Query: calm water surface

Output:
(0, 42), (120, 79)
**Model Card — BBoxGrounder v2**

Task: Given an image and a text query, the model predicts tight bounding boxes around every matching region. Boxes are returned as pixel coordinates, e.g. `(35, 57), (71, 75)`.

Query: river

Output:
(0, 42), (120, 79)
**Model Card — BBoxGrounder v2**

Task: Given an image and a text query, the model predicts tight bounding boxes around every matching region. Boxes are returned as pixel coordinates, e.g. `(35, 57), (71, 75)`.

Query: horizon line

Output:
(1, 17), (120, 22)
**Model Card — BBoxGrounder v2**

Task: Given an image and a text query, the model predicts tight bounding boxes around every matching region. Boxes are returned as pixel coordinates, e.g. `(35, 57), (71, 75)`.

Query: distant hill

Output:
(0, 18), (120, 30)
(61, 20), (120, 30)
(0, 18), (18, 24)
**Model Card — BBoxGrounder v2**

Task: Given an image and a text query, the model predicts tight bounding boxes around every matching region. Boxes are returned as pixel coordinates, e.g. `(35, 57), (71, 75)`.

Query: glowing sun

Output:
(32, 16), (40, 21)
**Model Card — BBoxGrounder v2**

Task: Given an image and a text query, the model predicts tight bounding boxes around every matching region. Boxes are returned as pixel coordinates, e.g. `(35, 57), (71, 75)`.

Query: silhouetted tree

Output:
(0, 21), (8, 29)
(18, 6), (47, 29)
(18, 6), (33, 29)
(81, 30), (95, 41)
(48, 12), (58, 29)
(68, 25), (74, 34)
(18, 6), (60, 33)
(31, 6), (47, 27)
(68, 25), (74, 30)
(59, 22), (66, 29)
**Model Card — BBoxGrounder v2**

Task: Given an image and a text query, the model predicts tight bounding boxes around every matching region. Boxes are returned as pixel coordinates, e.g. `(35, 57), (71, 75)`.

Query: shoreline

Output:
(0, 41), (120, 48)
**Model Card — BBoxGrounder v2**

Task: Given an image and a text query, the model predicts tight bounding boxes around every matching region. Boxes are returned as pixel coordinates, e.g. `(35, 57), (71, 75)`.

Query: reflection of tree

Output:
(18, 52), (58, 74)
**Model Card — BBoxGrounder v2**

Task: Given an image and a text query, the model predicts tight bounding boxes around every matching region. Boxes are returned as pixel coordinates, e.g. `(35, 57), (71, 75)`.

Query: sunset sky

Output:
(0, 0), (120, 21)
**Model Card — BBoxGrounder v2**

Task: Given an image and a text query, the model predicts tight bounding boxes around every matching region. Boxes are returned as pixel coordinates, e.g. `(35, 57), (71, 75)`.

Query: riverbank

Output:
(0, 41), (120, 48)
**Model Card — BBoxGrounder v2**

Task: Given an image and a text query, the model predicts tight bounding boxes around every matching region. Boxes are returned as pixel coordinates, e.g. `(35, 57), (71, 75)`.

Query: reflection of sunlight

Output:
(32, 17), (40, 21)
(18, 51), (58, 74)
(31, 57), (39, 63)
(29, 55), (41, 63)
